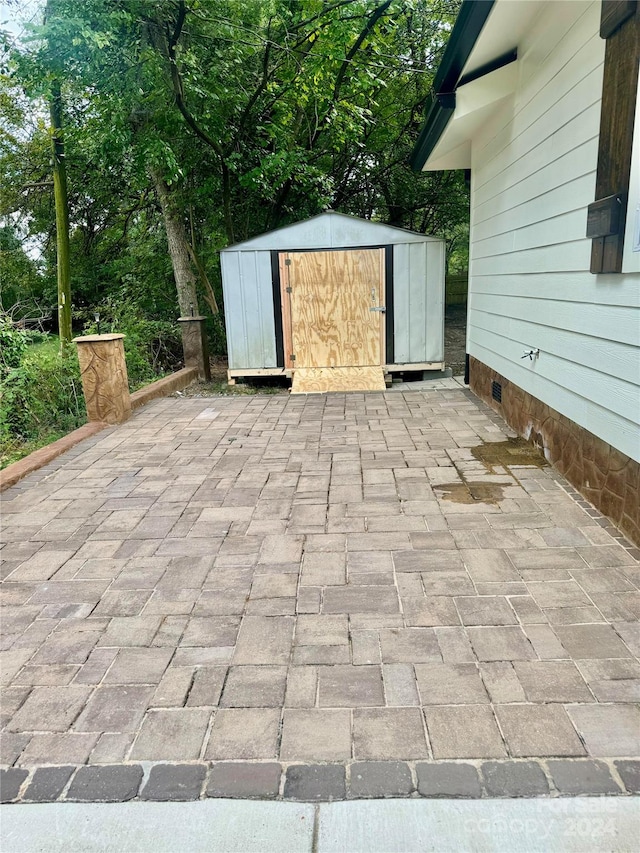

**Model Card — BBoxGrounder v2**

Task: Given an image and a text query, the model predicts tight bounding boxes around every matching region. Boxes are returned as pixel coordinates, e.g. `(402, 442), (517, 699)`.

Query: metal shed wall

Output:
(221, 251), (277, 369)
(393, 241), (445, 364)
(220, 213), (446, 371)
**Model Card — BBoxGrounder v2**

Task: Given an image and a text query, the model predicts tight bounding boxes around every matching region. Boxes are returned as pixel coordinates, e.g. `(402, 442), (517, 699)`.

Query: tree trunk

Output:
(49, 78), (72, 350)
(151, 168), (200, 318)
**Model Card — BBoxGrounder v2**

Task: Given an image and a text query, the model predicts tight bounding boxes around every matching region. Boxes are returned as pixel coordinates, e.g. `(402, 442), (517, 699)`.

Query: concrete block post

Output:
(178, 316), (211, 381)
(73, 334), (132, 424)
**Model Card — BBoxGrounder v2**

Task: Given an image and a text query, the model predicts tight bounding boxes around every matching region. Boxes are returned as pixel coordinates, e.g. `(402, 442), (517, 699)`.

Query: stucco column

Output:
(73, 334), (131, 424)
(177, 316), (211, 381)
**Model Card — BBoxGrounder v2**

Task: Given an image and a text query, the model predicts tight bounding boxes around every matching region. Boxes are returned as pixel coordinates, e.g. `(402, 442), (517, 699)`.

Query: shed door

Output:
(280, 249), (385, 369)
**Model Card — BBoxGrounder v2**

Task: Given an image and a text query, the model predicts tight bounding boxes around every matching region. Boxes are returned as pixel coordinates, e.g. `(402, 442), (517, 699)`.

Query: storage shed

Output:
(220, 211), (445, 392)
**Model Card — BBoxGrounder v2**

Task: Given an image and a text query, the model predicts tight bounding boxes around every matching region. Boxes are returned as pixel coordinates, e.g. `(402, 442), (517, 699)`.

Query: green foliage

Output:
(0, 313), (28, 376)
(0, 322), (85, 467)
(81, 300), (182, 388)
(2, 0), (468, 374)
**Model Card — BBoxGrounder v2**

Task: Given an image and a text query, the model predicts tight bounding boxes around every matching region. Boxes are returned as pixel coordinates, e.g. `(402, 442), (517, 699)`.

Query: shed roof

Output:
(221, 211), (442, 252)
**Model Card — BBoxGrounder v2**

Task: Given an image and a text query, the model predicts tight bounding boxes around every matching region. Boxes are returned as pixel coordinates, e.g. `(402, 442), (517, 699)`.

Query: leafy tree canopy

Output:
(1, 0), (466, 350)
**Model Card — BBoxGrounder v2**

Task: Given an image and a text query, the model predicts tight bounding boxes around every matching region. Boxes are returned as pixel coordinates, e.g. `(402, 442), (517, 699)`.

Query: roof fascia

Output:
(410, 0), (496, 171)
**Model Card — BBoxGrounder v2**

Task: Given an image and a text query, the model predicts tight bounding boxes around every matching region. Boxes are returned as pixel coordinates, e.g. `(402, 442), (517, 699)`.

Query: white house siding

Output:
(468, 0), (640, 462)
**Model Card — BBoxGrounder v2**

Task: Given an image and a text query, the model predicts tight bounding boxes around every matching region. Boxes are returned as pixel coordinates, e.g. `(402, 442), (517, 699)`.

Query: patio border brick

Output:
(0, 366), (198, 493)
(0, 768), (29, 803)
(3, 758), (638, 804)
(206, 762), (282, 799)
(140, 763), (207, 801)
(0, 422), (108, 492)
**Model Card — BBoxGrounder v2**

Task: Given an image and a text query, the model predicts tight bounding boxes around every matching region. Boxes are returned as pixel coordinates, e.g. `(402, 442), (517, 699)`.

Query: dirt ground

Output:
(444, 304), (467, 377)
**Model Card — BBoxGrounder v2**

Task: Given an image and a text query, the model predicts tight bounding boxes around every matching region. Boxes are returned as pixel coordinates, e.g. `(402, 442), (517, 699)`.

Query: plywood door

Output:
(281, 249), (384, 369)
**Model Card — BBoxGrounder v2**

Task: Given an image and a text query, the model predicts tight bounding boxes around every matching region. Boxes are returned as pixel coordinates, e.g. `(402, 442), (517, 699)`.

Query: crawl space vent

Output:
(491, 381), (502, 403)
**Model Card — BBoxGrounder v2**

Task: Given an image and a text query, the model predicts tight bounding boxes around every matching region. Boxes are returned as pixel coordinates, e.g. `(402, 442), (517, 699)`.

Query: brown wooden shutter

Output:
(587, 1), (640, 273)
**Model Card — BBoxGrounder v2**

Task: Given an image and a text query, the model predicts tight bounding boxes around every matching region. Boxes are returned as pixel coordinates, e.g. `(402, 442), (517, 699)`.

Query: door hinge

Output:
(285, 286), (292, 293)
(290, 354), (296, 361)
(284, 258), (291, 266)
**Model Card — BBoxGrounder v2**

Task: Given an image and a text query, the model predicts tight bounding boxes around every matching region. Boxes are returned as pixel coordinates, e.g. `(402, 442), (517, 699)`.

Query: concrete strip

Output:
(317, 798), (640, 853)
(1, 800), (315, 853)
(0, 422), (108, 492)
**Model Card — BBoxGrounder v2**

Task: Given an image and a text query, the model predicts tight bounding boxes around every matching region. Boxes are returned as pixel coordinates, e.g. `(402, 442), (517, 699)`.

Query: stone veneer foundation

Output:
(469, 356), (640, 547)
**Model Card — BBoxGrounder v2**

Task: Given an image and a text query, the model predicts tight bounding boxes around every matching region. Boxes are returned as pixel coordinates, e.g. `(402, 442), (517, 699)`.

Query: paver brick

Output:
(482, 760), (549, 797)
(425, 705), (506, 759)
(74, 685), (154, 733)
(614, 760), (640, 793)
(205, 708), (280, 759)
(318, 665), (384, 707)
(323, 587), (399, 614)
(103, 648), (173, 684)
(460, 550), (519, 582)
(180, 616), (240, 648)
(434, 627), (475, 663)
(283, 765), (346, 801)
(280, 709), (351, 760)
(353, 708), (428, 760)
(497, 705), (586, 757)
(7, 685), (91, 733)
(415, 663), (489, 705)
(140, 763), (207, 801)
(66, 764), (143, 801)
(23, 766), (75, 802)
(88, 733), (134, 764)
(0, 768), (28, 802)
(232, 616), (294, 665)
(553, 625), (633, 659)
(567, 705), (640, 756)
(513, 661), (593, 703)
(130, 708), (210, 760)
(383, 663), (419, 706)
(295, 615), (348, 646)
(349, 762), (413, 798)
(0, 733), (29, 766)
(206, 762), (282, 799)
(416, 762), (482, 798)
(547, 759), (621, 795)
(467, 627), (536, 661)
(455, 596), (517, 626)
(3, 391), (639, 782)
(221, 666), (287, 707)
(479, 662), (526, 703)
(403, 597), (460, 627)
(380, 628), (441, 663)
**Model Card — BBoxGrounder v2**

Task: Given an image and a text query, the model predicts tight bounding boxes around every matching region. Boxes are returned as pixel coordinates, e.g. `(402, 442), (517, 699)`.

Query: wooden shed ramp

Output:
(291, 366), (386, 393)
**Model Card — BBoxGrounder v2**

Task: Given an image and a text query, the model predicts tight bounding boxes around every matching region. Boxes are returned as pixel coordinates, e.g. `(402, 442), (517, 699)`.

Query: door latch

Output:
(370, 306), (386, 312)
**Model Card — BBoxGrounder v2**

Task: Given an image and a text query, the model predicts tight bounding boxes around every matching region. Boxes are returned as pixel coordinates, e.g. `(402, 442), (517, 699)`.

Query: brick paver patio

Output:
(1, 385), (639, 802)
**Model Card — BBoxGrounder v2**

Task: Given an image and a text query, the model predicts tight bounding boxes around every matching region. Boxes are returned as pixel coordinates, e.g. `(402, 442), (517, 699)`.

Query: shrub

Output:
(0, 319), (85, 466)
(79, 300), (183, 388)
(0, 314), (28, 377)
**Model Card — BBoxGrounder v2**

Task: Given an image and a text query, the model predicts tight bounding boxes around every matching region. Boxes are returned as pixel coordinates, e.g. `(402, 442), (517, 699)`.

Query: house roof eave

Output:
(410, 0), (495, 172)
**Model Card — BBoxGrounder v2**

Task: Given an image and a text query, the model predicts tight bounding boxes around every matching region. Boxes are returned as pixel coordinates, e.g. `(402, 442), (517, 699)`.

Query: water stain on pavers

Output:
(432, 481), (506, 505)
(470, 437), (548, 471)
(1, 383), (638, 802)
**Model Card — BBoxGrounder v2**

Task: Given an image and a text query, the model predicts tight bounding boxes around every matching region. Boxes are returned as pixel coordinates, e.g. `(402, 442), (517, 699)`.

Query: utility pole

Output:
(50, 78), (72, 349)
(46, 0), (72, 350)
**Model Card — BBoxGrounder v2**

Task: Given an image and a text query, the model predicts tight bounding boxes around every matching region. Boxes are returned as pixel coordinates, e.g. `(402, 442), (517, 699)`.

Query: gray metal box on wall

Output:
(220, 211), (445, 380)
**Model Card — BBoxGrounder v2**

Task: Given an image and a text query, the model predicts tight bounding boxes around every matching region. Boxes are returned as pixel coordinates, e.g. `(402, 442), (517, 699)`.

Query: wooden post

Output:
(177, 316), (211, 381)
(73, 334), (131, 424)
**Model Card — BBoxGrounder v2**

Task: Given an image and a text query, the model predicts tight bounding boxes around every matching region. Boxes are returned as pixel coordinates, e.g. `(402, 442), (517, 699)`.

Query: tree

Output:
(3, 0), (466, 358)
